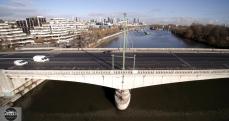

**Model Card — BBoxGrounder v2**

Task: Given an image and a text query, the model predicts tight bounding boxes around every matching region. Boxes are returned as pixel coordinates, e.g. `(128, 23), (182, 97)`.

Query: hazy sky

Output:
(0, 0), (228, 24)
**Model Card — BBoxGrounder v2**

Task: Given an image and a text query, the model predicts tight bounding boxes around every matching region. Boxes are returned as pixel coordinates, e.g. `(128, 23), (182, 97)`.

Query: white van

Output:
(33, 55), (49, 62)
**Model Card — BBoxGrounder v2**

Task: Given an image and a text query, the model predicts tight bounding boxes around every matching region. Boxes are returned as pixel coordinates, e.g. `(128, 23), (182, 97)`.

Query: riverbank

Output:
(87, 31), (124, 48)
(170, 24), (229, 48)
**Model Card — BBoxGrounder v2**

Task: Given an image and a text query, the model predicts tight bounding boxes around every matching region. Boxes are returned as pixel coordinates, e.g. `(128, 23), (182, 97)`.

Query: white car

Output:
(14, 60), (28, 66)
(33, 55), (49, 62)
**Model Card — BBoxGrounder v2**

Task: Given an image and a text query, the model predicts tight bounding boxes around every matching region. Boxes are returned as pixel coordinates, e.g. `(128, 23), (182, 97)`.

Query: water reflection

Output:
(14, 79), (229, 121)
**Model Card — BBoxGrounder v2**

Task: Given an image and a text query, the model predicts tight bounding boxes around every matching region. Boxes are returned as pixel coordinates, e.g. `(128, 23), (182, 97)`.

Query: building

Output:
(16, 16), (47, 34)
(16, 20), (30, 34)
(13, 16), (89, 45)
(48, 18), (82, 43)
(30, 23), (54, 43)
(0, 21), (34, 48)
(26, 16), (46, 29)
(30, 18), (87, 44)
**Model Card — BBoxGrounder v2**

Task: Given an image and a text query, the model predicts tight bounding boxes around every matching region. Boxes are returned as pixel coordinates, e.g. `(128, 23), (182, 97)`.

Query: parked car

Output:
(14, 60), (28, 66)
(33, 55), (49, 62)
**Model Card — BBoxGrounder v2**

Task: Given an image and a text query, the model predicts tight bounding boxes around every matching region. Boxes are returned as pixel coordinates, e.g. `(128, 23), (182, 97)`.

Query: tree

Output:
(184, 28), (193, 39)
(171, 23), (229, 48)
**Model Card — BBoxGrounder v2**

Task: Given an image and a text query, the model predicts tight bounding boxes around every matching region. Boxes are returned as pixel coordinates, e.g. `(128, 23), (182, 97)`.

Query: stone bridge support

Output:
(115, 89), (131, 110)
(0, 70), (45, 106)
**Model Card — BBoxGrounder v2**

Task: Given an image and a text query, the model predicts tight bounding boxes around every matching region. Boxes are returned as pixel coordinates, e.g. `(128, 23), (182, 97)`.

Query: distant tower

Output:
(133, 18), (136, 24)
(137, 18), (140, 23)
(113, 17), (117, 24)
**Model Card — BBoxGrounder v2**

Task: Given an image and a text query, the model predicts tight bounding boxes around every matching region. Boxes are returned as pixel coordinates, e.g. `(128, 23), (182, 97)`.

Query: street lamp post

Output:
(122, 13), (127, 70)
(112, 54), (114, 70)
(115, 13), (131, 110)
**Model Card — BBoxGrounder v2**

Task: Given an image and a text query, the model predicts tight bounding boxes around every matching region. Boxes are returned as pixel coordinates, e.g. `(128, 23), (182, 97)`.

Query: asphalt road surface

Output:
(0, 51), (229, 70)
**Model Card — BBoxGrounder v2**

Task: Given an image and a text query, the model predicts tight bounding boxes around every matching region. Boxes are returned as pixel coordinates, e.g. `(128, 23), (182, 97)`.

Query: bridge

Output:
(1, 48), (229, 110)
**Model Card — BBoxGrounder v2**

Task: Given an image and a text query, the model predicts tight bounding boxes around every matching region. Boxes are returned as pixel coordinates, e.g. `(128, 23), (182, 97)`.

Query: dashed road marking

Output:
(72, 66), (76, 70)
(223, 64), (229, 68)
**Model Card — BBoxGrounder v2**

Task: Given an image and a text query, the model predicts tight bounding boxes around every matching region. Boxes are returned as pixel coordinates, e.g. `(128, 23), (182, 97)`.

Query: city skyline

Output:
(0, 0), (229, 25)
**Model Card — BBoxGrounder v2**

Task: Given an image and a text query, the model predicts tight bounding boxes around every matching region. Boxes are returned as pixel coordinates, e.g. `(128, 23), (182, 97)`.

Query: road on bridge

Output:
(0, 50), (229, 70)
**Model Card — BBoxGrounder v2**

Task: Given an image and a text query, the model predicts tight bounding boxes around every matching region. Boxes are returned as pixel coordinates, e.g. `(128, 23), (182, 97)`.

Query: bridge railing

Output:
(14, 48), (229, 53)
(3, 69), (229, 76)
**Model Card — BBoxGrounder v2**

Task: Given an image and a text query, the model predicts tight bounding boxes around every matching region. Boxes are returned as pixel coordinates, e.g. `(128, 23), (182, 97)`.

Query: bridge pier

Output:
(0, 70), (45, 97)
(114, 89), (131, 110)
(0, 70), (46, 106)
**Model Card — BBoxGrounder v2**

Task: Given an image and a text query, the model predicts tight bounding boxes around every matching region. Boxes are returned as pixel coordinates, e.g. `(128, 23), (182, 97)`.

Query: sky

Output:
(0, 0), (229, 25)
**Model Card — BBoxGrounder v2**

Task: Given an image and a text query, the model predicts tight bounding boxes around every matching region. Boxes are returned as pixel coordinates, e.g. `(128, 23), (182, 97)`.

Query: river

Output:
(14, 29), (229, 121)
(99, 29), (209, 48)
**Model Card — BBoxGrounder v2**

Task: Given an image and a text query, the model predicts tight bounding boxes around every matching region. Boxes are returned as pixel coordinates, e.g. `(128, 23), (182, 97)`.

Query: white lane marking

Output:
(47, 54), (57, 58)
(224, 64), (229, 68)
(171, 53), (192, 67)
(8, 66), (16, 69)
(0, 58), (31, 60)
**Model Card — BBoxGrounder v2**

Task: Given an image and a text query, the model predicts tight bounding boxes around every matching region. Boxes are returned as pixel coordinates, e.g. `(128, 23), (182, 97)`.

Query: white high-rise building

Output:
(51, 18), (90, 43)
(30, 23), (51, 36)
(28, 17), (89, 44)
(49, 18), (79, 33)
(49, 18), (78, 43)
(30, 18), (87, 43)
(30, 23), (55, 42)
(0, 22), (34, 48)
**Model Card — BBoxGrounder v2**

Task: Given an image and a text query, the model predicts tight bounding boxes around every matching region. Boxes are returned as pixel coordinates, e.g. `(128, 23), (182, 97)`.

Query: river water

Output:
(99, 29), (209, 48)
(14, 29), (229, 121)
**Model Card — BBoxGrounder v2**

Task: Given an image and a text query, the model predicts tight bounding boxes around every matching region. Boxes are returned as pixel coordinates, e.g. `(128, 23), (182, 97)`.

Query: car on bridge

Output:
(102, 50), (112, 54)
(33, 55), (49, 62)
(14, 60), (28, 66)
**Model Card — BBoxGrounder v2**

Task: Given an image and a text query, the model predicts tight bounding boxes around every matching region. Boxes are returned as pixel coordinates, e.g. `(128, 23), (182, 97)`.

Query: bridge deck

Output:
(0, 51), (229, 70)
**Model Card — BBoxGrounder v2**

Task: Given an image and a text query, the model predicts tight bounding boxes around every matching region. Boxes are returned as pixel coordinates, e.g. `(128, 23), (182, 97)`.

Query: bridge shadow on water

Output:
(102, 87), (116, 107)
(13, 78), (229, 121)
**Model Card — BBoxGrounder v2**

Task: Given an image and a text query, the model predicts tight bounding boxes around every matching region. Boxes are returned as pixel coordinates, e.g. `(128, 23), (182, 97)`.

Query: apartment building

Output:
(15, 17), (88, 44)
(29, 18), (78, 43)
(16, 16), (47, 34)
(26, 16), (46, 29)
(0, 22), (34, 48)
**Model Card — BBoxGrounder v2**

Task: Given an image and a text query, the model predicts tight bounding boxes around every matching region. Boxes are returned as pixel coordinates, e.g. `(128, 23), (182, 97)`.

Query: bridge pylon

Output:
(115, 89), (131, 110)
